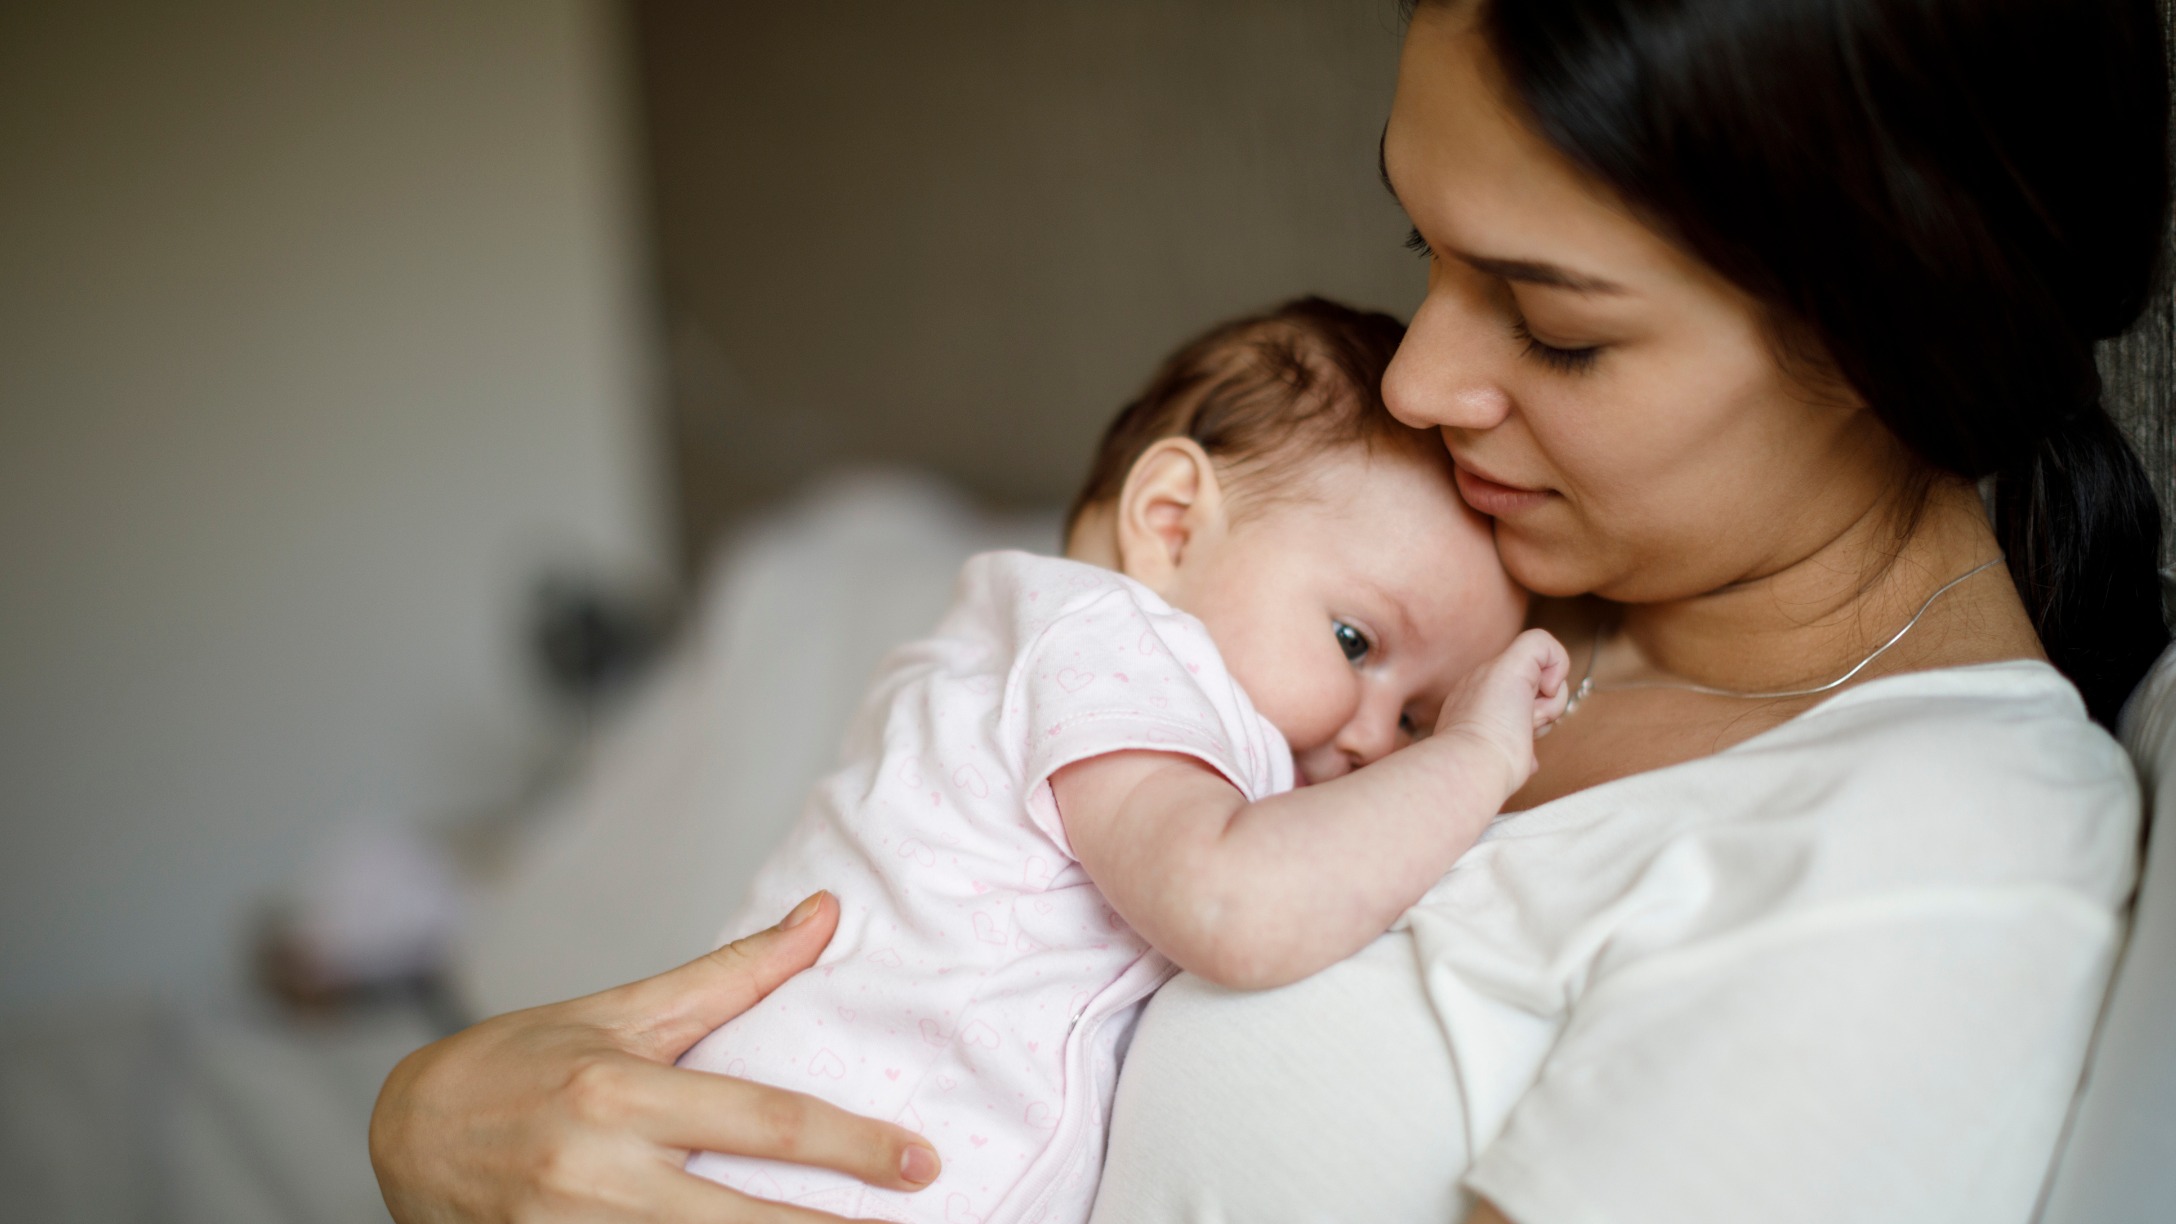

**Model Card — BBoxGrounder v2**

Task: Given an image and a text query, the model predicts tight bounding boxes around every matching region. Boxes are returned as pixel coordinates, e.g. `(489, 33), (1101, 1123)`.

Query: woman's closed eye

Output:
(1510, 316), (1601, 374)
(1407, 226), (1604, 375)
(1333, 620), (1372, 665)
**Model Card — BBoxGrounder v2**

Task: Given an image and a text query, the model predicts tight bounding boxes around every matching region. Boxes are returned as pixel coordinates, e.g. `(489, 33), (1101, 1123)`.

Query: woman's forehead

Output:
(1383, 10), (1694, 296)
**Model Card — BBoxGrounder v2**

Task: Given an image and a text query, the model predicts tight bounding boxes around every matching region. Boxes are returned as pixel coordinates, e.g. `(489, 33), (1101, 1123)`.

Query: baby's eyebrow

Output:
(1359, 574), (1421, 649)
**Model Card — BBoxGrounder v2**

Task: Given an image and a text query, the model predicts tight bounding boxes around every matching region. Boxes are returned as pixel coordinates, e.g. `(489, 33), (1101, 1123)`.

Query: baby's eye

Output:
(1333, 621), (1371, 664)
(1399, 711), (1422, 740)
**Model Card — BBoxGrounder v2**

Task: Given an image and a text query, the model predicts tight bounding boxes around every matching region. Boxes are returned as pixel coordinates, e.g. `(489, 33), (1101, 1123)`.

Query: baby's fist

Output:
(1434, 629), (1572, 793)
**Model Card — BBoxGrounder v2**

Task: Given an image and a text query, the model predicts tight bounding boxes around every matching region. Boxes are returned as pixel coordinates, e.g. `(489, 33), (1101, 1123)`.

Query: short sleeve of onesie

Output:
(997, 562), (1293, 857)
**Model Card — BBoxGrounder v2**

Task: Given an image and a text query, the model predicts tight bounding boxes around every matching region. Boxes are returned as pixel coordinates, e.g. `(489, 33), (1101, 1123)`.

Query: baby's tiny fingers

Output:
(1525, 629), (1572, 694)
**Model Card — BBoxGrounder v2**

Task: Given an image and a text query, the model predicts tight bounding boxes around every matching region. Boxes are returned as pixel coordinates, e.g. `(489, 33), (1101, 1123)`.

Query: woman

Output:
(370, 0), (2168, 1220)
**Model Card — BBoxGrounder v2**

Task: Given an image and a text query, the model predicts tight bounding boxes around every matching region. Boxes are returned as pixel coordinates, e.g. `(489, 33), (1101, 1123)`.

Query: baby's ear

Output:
(1114, 438), (1226, 592)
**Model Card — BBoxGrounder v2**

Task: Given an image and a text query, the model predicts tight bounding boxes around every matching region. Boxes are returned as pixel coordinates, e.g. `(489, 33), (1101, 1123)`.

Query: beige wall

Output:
(635, 1), (1428, 561)
(0, 1), (665, 1012)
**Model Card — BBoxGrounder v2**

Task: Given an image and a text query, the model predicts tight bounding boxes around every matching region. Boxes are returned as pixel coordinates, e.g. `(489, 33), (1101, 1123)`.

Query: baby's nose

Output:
(1293, 741), (1354, 786)
(1335, 703), (1404, 769)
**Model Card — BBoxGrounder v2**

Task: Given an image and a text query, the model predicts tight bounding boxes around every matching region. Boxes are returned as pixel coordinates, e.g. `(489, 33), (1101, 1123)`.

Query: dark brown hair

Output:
(1066, 296), (1438, 532)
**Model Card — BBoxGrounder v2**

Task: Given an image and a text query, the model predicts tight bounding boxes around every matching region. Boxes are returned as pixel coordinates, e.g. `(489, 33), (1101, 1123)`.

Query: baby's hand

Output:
(1432, 628), (1572, 794)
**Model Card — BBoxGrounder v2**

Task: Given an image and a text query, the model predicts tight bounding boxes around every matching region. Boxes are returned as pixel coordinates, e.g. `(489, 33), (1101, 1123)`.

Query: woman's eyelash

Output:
(1407, 227), (1601, 374)
(1511, 318), (1602, 374)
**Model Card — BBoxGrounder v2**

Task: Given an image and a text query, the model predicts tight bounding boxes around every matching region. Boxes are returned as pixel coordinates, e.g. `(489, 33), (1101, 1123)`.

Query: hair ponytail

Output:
(1476, 0), (2172, 727)
(1997, 401), (2169, 726)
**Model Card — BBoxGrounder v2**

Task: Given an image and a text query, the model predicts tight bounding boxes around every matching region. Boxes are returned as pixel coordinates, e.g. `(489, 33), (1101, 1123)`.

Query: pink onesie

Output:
(679, 550), (1293, 1224)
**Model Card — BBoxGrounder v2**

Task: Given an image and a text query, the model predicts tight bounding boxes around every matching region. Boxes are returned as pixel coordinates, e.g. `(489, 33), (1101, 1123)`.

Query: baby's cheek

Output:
(1251, 662), (1359, 756)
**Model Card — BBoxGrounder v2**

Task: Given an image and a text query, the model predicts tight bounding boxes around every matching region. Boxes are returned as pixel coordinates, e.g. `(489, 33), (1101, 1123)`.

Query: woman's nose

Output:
(1384, 284), (1514, 432)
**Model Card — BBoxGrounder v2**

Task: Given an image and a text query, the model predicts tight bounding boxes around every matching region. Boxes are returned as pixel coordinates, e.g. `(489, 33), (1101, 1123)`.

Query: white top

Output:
(1088, 661), (2139, 1224)
(680, 551), (1291, 1224)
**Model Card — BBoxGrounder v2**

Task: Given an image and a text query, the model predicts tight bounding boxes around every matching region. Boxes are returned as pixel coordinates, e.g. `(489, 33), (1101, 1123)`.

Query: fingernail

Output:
(900, 1143), (940, 1186)
(781, 891), (826, 929)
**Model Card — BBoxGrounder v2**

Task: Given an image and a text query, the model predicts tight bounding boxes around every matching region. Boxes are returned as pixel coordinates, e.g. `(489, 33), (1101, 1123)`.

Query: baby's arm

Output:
(1051, 629), (1568, 991)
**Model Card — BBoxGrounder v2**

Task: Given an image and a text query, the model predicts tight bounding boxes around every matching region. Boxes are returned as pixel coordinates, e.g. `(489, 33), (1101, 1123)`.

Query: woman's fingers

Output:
(370, 891), (940, 1222)
(609, 891), (841, 1061)
(644, 1166), (889, 1224)
(521, 1132), (882, 1224)
(624, 1059), (942, 1192)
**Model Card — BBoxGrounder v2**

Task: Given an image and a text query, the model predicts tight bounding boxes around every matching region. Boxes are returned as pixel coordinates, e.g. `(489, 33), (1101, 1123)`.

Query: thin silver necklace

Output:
(1563, 556), (2006, 715)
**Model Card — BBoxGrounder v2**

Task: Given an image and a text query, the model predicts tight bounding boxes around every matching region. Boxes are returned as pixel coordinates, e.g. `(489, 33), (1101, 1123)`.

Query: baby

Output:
(680, 297), (1568, 1223)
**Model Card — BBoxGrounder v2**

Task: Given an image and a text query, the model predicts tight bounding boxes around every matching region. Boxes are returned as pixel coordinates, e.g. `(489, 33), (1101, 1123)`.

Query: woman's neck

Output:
(1514, 476), (2042, 811)
(1613, 476), (2036, 694)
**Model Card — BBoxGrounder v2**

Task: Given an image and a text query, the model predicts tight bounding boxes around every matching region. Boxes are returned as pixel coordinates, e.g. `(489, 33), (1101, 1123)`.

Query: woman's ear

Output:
(1114, 438), (1228, 593)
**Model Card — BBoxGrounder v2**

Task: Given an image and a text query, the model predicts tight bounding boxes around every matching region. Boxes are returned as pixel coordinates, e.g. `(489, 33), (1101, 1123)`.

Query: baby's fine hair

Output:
(1065, 296), (1442, 533)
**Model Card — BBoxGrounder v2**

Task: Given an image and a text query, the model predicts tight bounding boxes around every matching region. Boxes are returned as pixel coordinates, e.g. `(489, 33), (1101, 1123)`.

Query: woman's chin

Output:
(1494, 526), (1608, 600)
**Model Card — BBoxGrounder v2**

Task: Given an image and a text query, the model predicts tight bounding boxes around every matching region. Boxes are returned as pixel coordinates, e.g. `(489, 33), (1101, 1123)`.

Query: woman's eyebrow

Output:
(1457, 253), (1625, 294)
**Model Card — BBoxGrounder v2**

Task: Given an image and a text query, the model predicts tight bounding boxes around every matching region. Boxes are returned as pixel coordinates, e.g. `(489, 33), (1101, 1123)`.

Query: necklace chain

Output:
(1564, 557), (2006, 715)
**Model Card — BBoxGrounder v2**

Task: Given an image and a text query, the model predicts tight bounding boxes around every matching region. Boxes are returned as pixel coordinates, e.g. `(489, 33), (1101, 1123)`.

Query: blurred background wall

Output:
(0, 0), (1431, 1021)
(0, 0), (665, 1016)
(634, 0), (1428, 566)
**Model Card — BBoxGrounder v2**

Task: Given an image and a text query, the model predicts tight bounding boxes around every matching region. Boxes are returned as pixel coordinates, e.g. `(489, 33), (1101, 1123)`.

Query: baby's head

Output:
(1066, 297), (1526, 784)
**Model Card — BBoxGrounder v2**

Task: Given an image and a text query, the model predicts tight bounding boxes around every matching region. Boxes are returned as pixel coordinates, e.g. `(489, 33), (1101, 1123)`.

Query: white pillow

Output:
(450, 470), (1058, 1018)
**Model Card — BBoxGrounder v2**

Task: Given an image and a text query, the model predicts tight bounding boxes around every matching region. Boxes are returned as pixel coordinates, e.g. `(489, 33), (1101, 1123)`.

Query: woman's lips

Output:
(1453, 464), (1552, 517)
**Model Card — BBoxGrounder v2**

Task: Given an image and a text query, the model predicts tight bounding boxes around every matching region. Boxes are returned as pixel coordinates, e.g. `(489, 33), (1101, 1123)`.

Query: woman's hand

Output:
(369, 891), (941, 1222)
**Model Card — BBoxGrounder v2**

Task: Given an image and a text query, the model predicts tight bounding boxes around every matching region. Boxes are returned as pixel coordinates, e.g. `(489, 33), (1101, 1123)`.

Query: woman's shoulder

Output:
(1761, 659), (2120, 769)
(1414, 660), (2142, 1069)
(1753, 659), (2132, 808)
(1682, 660), (2136, 898)
(1481, 660), (2139, 915)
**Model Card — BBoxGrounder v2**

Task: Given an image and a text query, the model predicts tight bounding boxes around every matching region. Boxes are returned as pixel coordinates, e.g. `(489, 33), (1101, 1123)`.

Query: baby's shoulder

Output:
(949, 551), (1198, 658)
(958, 550), (1164, 618)
(958, 554), (1289, 800)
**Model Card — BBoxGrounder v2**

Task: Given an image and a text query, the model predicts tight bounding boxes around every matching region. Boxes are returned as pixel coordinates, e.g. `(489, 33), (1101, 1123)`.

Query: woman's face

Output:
(1380, 6), (1905, 602)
